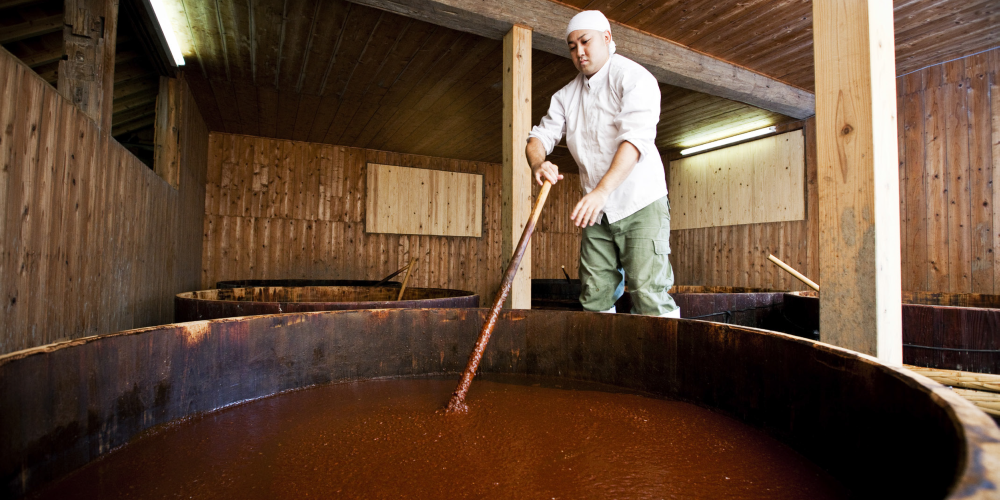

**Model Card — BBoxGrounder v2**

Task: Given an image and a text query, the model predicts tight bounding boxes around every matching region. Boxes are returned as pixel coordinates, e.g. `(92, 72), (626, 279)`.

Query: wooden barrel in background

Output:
(215, 279), (401, 288)
(175, 286), (479, 322)
(783, 291), (1000, 373)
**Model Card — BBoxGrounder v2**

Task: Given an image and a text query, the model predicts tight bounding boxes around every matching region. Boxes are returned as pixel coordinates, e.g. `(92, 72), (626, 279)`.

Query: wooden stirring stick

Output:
(446, 180), (552, 413)
(374, 262), (413, 287)
(397, 257), (418, 301)
(767, 254), (820, 292)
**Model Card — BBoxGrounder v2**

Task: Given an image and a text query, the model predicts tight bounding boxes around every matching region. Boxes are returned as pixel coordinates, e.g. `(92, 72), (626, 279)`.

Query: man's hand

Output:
(532, 160), (563, 186)
(571, 188), (609, 227)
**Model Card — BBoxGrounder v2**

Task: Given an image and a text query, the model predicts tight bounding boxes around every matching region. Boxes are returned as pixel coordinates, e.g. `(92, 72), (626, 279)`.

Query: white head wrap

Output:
(566, 10), (616, 54)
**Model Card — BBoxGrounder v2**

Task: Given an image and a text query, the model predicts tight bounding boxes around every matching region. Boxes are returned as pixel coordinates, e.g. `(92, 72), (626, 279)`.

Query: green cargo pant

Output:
(579, 196), (678, 316)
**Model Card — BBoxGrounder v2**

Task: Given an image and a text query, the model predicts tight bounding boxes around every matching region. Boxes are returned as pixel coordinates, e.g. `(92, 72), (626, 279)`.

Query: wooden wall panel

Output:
(896, 47), (1000, 294)
(669, 130), (806, 230)
(365, 163), (483, 237)
(203, 134), (499, 301)
(203, 133), (581, 301)
(671, 47), (1000, 295)
(0, 47), (209, 355)
(669, 120), (819, 291)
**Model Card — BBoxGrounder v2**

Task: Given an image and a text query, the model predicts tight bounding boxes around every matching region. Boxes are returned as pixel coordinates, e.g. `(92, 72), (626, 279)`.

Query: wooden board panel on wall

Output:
(669, 121), (818, 291)
(669, 130), (806, 230)
(0, 47), (209, 355)
(365, 163), (483, 237)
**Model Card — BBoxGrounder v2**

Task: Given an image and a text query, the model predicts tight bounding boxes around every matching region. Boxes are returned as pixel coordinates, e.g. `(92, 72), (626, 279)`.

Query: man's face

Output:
(567, 29), (611, 76)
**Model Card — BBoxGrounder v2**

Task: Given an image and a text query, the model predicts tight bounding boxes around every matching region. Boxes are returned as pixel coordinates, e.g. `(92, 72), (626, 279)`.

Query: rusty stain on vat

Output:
(180, 321), (211, 346)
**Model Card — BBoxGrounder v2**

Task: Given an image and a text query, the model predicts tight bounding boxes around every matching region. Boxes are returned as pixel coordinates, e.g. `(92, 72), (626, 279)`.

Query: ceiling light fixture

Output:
(680, 126), (777, 156)
(149, 0), (186, 66)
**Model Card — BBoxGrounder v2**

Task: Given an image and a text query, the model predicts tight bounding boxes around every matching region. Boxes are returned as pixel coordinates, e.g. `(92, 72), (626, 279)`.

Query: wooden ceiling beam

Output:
(345, 0), (815, 119)
(0, 0), (45, 9)
(0, 13), (63, 45)
(16, 45), (63, 68)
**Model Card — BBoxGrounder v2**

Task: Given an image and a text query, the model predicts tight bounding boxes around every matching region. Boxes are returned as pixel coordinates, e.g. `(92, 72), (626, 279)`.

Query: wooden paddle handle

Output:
(397, 257), (418, 301)
(767, 254), (820, 292)
(447, 181), (552, 412)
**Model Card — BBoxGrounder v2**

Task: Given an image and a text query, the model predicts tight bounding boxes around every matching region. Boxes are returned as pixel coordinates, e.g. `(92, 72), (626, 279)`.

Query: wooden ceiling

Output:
(170, 0), (794, 164)
(5, 0), (992, 164)
(564, 0), (1000, 91)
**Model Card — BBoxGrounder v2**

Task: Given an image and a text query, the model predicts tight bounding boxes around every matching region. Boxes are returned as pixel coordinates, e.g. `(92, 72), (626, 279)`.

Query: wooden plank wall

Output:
(669, 130), (806, 230)
(0, 47), (209, 355)
(668, 119), (819, 291)
(202, 132), (582, 299)
(897, 47), (1000, 294)
(202, 133), (501, 300)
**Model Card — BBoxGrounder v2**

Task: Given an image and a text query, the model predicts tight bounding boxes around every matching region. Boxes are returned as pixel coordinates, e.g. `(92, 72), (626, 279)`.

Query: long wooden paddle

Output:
(446, 180), (552, 413)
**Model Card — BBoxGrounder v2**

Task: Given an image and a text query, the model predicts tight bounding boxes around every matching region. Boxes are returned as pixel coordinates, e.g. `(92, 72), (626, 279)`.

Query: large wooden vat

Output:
(531, 281), (813, 338)
(215, 279), (401, 288)
(784, 292), (1000, 373)
(2, 310), (997, 498)
(175, 286), (479, 322)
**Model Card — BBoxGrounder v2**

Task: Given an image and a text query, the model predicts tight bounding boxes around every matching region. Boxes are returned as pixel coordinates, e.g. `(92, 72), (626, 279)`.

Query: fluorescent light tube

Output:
(149, 0), (186, 66)
(680, 126), (777, 156)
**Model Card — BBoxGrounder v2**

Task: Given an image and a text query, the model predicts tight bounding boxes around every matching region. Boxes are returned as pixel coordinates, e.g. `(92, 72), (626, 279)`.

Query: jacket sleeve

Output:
(527, 91), (567, 156)
(613, 70), (660, 162)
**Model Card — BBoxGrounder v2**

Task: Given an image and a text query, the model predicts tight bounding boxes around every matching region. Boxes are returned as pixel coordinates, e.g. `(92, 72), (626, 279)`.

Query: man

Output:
(525, 10), (680, 318)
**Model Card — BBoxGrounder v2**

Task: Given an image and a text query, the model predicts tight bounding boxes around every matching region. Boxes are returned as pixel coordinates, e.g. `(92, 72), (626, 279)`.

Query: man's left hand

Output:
(571, 189), (609, 227)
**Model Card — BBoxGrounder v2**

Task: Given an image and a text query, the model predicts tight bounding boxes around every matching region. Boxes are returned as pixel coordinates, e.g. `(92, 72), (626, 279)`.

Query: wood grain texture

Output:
(58, 0), (118, 131)
(668, 119), (818, 291)
(153, 76), (180, 188)
(559, 0), (1000, 93)
(365, 163), (483, 237)
(344, 0), (815, 118)
(897, 47), (999, 295)
(203, 132), (579, 310)
(669, 130), (805, 230)
(814, 0), (902, 363)
(502, 25), (531, 309)
(0, 47), (208, 355)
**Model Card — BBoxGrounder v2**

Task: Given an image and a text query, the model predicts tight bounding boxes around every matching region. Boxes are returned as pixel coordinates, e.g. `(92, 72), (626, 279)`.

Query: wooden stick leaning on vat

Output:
(397, 257), (418, 301)
(446, 180), (553, 413)
(375, 261), (414, 287)
(767, 254), (820, 292)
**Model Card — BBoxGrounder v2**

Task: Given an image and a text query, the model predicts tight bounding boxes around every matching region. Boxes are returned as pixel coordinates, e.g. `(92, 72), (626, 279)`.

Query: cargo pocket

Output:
(654, 239), (671, 255)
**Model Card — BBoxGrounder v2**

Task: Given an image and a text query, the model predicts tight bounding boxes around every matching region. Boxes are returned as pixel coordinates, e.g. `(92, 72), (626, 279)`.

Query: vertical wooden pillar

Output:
(813, 0), (902, 364)
(502, 24), (532, 309)
(59, 0), (118, 131)
(154, 76), (181, 188)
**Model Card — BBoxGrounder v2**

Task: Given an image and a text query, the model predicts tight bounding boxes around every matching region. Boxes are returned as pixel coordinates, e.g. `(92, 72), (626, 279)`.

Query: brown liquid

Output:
(32, 377), (847, 499)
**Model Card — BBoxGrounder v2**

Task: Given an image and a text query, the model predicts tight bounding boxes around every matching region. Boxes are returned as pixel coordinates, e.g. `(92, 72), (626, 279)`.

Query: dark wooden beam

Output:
(112, 113), (155, 135)
(0, 14), (64, 45)
(0, 0), (43, 9)
(16, 45), (63, 68)
(345, 0), (815, 119)
(58, 0), (118, 130)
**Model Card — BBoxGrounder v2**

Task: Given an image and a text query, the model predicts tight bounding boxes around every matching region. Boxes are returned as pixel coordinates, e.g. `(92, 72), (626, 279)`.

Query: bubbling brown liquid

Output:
(32, 377), (847, 499)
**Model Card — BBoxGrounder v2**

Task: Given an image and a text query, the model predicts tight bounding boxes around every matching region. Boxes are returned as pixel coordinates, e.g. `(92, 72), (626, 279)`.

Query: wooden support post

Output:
(813, 0), (902, 364)
(154, 76), (180, 188)
(59, 0), (118, 131)
(502, 24), (532, 309)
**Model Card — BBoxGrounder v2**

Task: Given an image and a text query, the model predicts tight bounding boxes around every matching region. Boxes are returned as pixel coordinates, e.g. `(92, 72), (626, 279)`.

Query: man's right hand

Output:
(532, 160), (563, 186)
